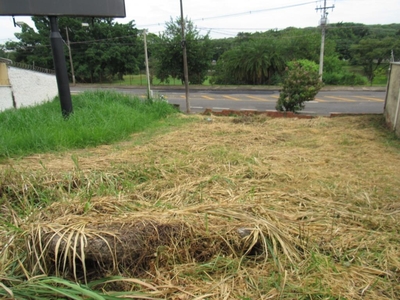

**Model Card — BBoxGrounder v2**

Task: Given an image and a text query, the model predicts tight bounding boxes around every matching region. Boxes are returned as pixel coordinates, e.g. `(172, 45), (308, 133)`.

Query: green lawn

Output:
(113, 73), (213, 86)
(111, 72), (387, 87)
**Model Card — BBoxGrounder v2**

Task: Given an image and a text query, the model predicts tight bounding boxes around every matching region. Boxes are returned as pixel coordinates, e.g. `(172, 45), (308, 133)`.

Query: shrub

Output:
(276, 60), (323, 113)
(323, 72), (342, 85)
(322, 56), (368, 85)
(324, 56), (345, 73)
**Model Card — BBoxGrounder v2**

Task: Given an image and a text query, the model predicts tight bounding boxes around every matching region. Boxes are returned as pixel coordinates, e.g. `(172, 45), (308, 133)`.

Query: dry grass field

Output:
(1, 114), (399, 299)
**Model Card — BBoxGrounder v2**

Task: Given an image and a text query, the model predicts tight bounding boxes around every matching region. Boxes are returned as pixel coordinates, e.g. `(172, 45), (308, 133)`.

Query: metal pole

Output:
(180, 0), (190, 113)
(143, 29), (152, 99)
(49, 16), (73, 118)
(65, 27), (76, 85)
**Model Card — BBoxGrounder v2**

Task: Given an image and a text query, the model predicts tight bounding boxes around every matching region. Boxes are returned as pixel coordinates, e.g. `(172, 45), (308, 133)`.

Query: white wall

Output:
(8, 67), (58, 109)
(0, 86), (13, 111)
(384, 63), (400, 137)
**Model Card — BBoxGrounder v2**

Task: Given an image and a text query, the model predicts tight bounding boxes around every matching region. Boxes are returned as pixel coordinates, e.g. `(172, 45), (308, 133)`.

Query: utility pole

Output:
(65, 27), (76, 86)
(180, 0), (190, 113)
(143, 29), (152, 99)
(316, 0), (334, 81)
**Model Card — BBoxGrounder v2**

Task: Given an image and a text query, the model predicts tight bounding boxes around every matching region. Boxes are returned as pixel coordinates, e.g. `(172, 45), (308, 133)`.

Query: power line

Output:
(200, 27), (271, 31)
(193, 1), (318, 22)
(201, 30), (237, 37)
(138, 1), (317, 28)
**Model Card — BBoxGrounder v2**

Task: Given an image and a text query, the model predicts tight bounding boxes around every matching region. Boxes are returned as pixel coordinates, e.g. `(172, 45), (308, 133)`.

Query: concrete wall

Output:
(0, 62), (13, 111)
(8, 67), (58, 109)
(384, 63), (400, 137)
(0, 63), (58, 112)
(0, 86), (13, 111)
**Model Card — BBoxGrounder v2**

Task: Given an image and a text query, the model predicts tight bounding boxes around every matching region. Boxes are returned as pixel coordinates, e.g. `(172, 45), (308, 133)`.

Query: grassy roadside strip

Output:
(0, 91), (183, 159)
(112, 73), (388, 87)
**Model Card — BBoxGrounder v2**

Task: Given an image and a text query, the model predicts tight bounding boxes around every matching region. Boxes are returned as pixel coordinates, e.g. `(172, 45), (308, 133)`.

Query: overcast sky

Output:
(0, 0), (399, 43)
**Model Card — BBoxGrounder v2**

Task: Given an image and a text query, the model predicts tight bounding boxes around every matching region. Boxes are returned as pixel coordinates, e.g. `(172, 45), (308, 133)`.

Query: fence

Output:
(11, 61), (55, 75)
(0, 57), (55, 75)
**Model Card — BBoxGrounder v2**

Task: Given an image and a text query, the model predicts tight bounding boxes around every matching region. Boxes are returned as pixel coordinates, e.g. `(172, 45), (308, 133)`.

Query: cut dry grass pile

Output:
(0, 114), (399, 299)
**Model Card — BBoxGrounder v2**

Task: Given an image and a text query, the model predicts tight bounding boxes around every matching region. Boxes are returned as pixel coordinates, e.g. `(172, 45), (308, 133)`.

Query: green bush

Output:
(372, 67), (389, 85)
(322, 56), (368, 85)
(323, 56), (345, 73)
(322, 72), (342, 85)
(276, 60), (323, 113)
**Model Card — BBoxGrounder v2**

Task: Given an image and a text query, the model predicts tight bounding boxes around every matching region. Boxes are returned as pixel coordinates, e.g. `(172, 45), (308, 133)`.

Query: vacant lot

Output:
(1, 114), (399, 299)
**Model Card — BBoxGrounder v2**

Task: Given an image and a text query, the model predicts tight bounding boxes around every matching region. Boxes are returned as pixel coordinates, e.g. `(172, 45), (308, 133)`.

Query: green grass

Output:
(345, 65), (389, 86)
(0, 276), (159, 300)
(112, 72), (388, 88)
(112, 74), (213, 86)
(0, 91), (180, 159)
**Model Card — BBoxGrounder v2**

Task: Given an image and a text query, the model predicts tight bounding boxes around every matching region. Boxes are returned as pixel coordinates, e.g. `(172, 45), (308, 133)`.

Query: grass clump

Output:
(0, 90), (179, 159)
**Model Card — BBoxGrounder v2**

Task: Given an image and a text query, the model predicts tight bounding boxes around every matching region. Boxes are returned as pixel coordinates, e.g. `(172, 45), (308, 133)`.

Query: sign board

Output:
(0, 0), (126, 17)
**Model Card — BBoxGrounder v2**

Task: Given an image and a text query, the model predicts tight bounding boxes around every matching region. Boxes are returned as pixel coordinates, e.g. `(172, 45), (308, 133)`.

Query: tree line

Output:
(1, 17), (400, 85)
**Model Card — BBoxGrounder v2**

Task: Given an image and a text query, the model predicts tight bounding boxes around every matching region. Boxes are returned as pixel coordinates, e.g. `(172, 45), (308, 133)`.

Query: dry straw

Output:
(1, 114), (399, 299)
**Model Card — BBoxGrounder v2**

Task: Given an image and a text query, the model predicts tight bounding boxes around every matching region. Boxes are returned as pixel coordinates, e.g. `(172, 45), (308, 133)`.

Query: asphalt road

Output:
(70, 86), (386, 116)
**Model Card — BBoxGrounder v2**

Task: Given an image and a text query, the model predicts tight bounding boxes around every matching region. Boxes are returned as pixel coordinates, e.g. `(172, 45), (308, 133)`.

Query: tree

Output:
(0, 44), (6, 58)
(78, 19), (140, 82)
(212, 37), (285, 85)
(276, 60), (323, 113)
(0, 44), (16, 61)
(5, 21), (52, 67)
(5, 16), (141, 83)
(153, 17), (212, 85)
(211, 26), (338, 86)
(242, 40), (272, 85)
(369, 24), (400, 39)
(327, 23), (370, 60)
(209, 38), (234, 62)
(350, 37), (399, 85)
(281, 27), (328, 63)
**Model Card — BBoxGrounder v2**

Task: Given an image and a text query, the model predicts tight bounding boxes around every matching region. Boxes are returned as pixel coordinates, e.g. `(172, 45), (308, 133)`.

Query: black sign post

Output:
(49, 16), (73, 118)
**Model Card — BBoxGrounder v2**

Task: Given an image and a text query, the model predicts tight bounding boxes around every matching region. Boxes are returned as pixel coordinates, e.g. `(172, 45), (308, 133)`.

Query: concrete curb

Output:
(72, 84), (387, 93)
(200, 108), (383, 118)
